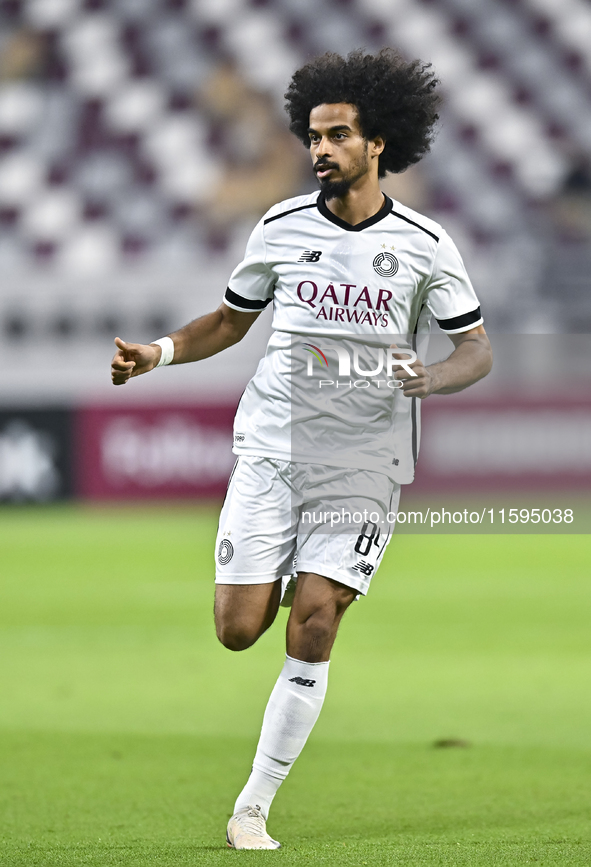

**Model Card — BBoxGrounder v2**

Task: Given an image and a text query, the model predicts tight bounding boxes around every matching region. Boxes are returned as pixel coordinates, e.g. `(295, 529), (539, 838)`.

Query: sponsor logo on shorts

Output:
(217, 539), (234, 565)
(353, 560), (374, 576)
(289, 676), (316, 687)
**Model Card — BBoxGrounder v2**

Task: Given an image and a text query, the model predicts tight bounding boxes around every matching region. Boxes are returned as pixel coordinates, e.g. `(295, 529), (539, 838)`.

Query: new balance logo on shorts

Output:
(298, 250), (322, 262)
(353, 560), (374, 576)
(289, 676), (316, 687)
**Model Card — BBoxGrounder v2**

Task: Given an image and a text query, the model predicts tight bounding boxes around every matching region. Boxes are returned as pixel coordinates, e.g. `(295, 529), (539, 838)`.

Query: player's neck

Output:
(323, 180), (385, 227)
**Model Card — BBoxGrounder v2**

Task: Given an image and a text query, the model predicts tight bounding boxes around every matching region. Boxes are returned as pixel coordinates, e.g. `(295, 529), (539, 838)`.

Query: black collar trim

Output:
(317, 193), (393, 231)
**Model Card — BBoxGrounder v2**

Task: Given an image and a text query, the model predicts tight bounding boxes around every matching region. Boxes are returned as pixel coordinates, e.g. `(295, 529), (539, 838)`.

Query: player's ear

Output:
(370, 135), (385, 158)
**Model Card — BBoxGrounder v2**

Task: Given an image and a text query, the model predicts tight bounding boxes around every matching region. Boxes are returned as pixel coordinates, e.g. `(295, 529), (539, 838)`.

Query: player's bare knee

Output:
(295, 588), (352, 627)
(300, 616), (333, 648)
(214, 608), (261, 651)
(216, 622), (258, 652)
(296, 602), (339, 641)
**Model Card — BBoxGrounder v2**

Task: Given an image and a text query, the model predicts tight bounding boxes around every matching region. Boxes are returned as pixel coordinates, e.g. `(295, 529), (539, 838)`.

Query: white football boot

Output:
(226, 805), (281, 850)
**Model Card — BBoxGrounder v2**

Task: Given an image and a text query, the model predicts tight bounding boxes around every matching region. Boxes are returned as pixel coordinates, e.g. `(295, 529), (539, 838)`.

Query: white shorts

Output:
(215, 456), (400, 596)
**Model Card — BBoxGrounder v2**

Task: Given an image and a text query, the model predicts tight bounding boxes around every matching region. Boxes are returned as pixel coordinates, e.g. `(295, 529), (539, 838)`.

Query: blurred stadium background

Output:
(0, 0), (589, 504)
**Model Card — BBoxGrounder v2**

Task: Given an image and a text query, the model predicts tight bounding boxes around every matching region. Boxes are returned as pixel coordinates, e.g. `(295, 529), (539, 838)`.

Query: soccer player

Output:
(111, 49), (493, 849)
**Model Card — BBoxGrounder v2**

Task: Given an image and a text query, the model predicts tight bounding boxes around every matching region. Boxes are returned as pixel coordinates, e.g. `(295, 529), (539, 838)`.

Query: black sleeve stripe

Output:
(391, 210), (439, 242)
(224, 287), (272, 311)
(436, 307), (482, 332)
(264, 202), (317, 225)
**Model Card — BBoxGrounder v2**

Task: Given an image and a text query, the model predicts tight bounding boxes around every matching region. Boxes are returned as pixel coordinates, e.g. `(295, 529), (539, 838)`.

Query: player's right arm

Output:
(110, 303), (260, 386)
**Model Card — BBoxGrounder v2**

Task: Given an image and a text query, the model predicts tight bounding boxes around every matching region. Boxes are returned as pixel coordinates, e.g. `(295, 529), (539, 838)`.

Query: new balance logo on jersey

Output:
(298, 250), (322, 263)
(353, 560), (374, 576)
(289, 676), (316, 687)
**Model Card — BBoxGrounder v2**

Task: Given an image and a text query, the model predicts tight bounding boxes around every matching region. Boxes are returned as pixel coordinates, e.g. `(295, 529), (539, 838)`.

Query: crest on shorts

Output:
(217, 539), (234, 565)
(373, 251), (399, 277)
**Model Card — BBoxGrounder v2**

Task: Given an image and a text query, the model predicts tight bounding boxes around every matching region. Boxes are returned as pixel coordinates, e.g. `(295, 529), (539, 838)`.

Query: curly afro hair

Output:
(284, 49), (441, 178)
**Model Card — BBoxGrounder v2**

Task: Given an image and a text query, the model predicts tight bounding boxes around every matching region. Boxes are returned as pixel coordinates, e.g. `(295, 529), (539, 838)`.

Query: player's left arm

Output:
(395, 325), (493, 398)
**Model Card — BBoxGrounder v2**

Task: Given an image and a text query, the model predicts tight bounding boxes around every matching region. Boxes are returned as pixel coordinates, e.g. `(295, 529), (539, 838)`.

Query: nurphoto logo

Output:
(301, 342), (418, 389)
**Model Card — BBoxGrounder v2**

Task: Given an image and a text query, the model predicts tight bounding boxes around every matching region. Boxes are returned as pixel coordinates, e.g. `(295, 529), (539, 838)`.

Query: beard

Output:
(316, 150), (369, 200)
(319, 176), (355, 200)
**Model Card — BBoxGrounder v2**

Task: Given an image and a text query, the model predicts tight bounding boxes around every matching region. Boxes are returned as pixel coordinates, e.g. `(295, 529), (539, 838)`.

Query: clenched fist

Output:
(392, 355), (435, 398)
(390, 345), (434, 399)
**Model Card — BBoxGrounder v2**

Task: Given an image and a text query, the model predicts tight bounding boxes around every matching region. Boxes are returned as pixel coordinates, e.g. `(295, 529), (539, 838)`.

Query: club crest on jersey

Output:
(373, 251), (399, 277)
(298, 250), (322, 263)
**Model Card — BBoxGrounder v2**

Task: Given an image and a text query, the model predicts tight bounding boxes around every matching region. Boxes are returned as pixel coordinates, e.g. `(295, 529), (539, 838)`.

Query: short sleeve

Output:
(224, 218), (275, 312)
(426, 231), (483, 333)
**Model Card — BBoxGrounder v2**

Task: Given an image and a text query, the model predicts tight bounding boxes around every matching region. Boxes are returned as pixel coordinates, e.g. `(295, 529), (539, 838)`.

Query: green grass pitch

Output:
(0, 505), (590, 865)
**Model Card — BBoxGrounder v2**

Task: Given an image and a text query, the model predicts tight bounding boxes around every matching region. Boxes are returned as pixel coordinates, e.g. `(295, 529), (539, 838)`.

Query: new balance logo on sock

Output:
(289, 676), (316, 687)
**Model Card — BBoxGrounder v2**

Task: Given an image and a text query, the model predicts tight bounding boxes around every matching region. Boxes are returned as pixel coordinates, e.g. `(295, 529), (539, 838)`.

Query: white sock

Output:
(233, 655), (329, 819)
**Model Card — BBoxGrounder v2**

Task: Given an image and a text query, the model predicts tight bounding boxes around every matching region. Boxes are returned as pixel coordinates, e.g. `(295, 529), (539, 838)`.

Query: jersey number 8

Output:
(354, 521), (380, 556)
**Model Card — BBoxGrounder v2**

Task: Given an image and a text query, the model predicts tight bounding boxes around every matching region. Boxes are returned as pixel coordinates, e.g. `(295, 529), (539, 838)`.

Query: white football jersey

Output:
(224, 191), (482, 483)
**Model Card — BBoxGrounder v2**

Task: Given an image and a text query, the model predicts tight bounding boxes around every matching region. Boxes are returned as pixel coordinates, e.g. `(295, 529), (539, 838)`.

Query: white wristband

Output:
(153, 336), (175, 367)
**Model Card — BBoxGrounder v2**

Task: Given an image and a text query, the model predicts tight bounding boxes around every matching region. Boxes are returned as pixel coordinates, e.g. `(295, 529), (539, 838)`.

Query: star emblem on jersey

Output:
(298, 250), (322, 263)
(373, 251), (399, 278)
(218, 539), (234, 565)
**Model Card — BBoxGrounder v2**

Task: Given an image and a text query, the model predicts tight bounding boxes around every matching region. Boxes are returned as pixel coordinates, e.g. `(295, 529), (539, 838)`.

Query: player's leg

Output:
(214, 580), (282, 651)
(229, 468), (400, 847)
(227, 467), (399, 848)
(228, 571), (355, 848)
(216, 458), (300, 849)
(214, 456), (296, 652)
(286, 570), (357, 661)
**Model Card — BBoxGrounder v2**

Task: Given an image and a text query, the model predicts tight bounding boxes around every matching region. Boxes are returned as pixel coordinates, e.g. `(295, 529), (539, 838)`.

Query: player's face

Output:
(308, 103), (372, 199)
